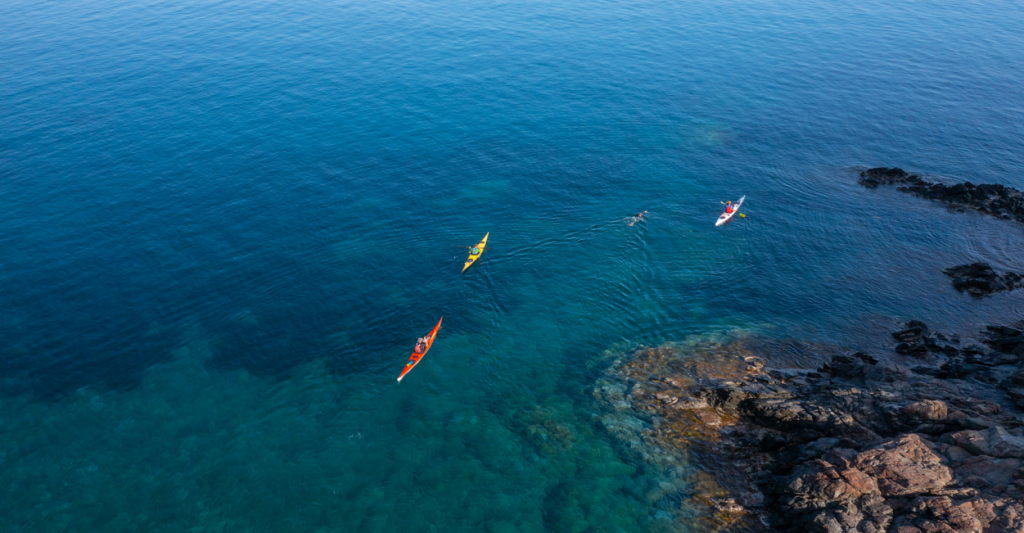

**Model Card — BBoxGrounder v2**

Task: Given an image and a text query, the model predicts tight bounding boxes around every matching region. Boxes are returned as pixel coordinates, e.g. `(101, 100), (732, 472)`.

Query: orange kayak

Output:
(397, 317), (442, 382)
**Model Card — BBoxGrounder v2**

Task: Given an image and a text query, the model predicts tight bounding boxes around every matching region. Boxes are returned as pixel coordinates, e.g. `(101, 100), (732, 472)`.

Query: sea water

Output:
(1, 0), (1023, 531)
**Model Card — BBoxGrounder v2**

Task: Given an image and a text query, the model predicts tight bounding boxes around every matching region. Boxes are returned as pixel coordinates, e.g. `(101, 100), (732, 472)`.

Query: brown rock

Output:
(854, 434), (953, 497)
(946, 499), (991, 531)
(840, 467), (880, 494)
(694, 410), (722, 426)
(898, 496), (1001, 533)
(779, 459), (879, 512)
(905, 400), (949, 421)
(990, 502), (1024, 533)
(674, 397), (709, 410)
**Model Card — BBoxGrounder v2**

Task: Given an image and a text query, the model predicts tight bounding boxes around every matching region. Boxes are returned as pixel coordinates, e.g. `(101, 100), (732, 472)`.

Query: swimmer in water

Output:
(629, 211), (648, 226)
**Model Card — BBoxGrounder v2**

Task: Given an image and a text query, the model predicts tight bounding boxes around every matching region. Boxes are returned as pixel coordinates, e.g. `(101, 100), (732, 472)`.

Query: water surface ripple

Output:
(1, 0), (1023, 531)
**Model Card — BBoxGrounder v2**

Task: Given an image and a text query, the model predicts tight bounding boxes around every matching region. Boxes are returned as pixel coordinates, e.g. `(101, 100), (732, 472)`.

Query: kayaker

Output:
(724, 201), (734, 214)
(414, 337), (428, 354)
(471, 246), (481, 255)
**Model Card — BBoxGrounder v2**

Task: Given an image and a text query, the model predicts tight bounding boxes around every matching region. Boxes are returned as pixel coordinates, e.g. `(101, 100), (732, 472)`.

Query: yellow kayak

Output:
(462, 232), (489, 273)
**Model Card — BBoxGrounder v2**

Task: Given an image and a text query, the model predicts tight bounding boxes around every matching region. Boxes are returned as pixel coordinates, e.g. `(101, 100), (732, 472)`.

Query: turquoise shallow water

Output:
(2, 0), (1024, 531)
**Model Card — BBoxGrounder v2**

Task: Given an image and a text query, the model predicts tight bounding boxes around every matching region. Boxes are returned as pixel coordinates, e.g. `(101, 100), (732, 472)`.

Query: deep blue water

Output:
(2, 0), (1024, 531)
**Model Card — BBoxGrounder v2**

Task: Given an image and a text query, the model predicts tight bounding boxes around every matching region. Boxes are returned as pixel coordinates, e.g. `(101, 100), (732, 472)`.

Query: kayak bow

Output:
(462, 232), (489, 273)
(715, 195), (745, 227)
(397, 317), (442, 382)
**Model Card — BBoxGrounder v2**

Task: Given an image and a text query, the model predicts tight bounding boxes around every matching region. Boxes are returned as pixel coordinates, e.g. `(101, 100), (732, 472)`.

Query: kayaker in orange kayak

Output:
(397, 317), (443, 382)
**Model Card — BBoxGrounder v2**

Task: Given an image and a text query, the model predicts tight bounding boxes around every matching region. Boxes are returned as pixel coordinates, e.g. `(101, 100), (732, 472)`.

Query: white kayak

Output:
(715, 195), (745, 226)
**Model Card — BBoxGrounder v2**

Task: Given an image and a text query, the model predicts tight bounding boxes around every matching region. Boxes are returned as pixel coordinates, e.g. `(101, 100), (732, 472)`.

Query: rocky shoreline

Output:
(594, 322), (1024, 533)
(590, 168), (1024, 532)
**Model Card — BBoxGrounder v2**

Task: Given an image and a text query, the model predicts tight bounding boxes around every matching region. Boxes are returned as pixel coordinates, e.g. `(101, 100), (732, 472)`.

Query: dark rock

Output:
(823, 448), (859, 469)
(798, 438), (842, 462)
(950, 426), (1024, 458)
(955, 456), (1021, 488)
(1006, 388), (1024, 410)
(937, 360), (983, 380)
(891, 320), (960, 358)
(1008, 370), (1024, 386)
(893, 321), (929, 343)
(715, 385), (748, 410)
(806, 495), (893, 533)
(973, 401), (1001, 416)
(985, 325), (1024, 356)
(858, 168), (1024, 224)
(825, 354), (878, 378)
(896, 342), (929, 356)
(944, 263), (1024, 297)
(890, 496), (999, 533)
(859, 167), (916, 188)
(912, 366), (941, 377)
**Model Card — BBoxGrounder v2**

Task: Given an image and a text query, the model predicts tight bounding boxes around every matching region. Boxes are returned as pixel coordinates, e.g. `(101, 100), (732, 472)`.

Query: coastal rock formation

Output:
(857, 167), (1024, 224)
(986, 326), (1024, 357)
(595, 324), (1024, 533)
(944, 263), (1024, 297)
(890, 320), (960, 357)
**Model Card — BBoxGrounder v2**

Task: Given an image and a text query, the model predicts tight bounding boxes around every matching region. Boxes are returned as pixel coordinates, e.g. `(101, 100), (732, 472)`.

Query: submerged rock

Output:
(858, 167), (1024, 224)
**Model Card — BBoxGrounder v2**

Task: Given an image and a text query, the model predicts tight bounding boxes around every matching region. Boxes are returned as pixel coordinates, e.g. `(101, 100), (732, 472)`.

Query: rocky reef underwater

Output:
(589, 169), (1024, 533)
